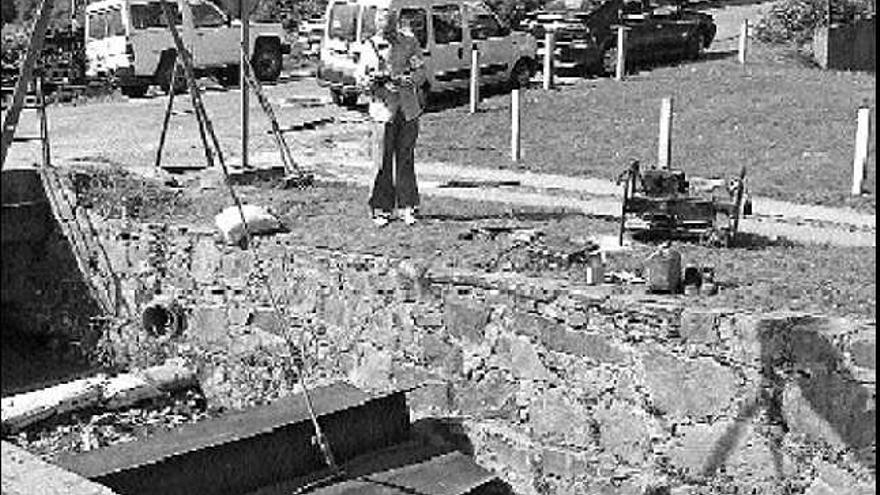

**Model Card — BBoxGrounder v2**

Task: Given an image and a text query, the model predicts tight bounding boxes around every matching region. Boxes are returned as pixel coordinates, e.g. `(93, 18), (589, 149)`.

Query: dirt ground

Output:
(71, 167), (876, 321)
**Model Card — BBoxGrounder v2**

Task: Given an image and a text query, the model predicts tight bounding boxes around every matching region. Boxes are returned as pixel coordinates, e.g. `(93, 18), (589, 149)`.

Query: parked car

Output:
(84, 0), (291, 97)
(318, 0), (538, 107)
(521, 0), (716, 76)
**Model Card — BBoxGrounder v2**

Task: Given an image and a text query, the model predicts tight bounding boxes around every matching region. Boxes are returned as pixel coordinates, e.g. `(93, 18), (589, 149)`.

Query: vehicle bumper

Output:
(316, 64), (358, 95)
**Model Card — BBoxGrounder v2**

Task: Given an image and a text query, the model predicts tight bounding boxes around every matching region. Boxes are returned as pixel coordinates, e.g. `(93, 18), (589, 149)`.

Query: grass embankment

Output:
(417, 41), (876, 212)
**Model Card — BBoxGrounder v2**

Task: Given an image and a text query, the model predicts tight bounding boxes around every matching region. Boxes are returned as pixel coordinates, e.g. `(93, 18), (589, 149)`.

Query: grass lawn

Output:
(417, 41), (876, 212)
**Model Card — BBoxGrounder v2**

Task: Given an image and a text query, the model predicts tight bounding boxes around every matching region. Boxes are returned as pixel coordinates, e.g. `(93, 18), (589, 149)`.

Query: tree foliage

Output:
(754, 0), (875, 44)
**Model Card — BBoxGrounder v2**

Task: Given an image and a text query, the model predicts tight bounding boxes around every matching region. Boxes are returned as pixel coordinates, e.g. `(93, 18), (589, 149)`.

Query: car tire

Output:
(120, 84), (148, 98)
(330, 89), (358, 107)
(252, 43), (282, 82)
(156, 54), (187, 95)
(509, 59), (533, 89)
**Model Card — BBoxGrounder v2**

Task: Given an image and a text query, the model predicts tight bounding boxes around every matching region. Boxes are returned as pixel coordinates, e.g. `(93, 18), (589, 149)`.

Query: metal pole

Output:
(851, 106), (870, 195)
(155, 66), (177, 168)
(543, 31), (554, 90)
(615, 26), (626, 81)
(658, 97), (672, 169)
(738, 20), (748, 64)
(241, 0), (250, 168)
(511, 88), (520, 161)
(469, 47), (479, 113)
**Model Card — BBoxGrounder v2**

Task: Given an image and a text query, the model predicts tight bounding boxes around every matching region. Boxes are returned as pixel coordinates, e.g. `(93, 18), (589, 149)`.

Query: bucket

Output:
(646, 248), (682, 293)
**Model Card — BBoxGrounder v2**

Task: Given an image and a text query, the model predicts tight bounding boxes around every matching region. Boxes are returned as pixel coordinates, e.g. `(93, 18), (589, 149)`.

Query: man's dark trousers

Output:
(369, 110), (420, 212)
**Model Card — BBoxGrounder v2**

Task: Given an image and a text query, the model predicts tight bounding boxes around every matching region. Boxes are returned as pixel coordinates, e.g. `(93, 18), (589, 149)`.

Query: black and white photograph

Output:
(0, 0), (875, 493)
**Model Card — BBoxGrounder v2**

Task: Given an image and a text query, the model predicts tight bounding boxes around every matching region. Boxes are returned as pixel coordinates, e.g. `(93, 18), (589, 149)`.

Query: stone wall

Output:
(93, 221), (876, 495)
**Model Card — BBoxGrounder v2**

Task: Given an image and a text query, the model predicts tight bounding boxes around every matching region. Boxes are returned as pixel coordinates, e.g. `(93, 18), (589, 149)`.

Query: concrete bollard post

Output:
(851, 106), (870, 195)
(511, 89), (521, 161)
(658, 97), (673, 169)
(616, 26), (627, 81)
(543, 31), (554, 90)
(738, 20), (749, 64)
(470, 47), (480, 114)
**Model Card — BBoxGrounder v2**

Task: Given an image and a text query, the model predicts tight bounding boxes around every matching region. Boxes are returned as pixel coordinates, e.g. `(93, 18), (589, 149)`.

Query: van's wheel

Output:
(121, 84), (148, 98)
(687, 33), (706, 60)
(330, 89), (358, 107)
(509, 59), (533, 89)
(157, 54), (187, 94)
(252, 43), (282, 81)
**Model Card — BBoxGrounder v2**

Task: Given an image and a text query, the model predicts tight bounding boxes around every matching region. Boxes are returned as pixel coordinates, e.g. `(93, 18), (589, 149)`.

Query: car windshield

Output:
(328, 3), (358, 41)
(130, 2), (183, 29)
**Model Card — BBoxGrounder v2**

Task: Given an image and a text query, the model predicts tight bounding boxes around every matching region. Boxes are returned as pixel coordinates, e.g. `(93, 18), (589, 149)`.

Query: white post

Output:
(543, 31), (554, 90)
(241, 0), (250, 168)
(615, 26), (627, 81)
(658, 97), (673, 169)
(738, 20), (749, 64)
(852, 106), (870, 195)
(470, 47), (479, 114)
(511, 89), (521, 161)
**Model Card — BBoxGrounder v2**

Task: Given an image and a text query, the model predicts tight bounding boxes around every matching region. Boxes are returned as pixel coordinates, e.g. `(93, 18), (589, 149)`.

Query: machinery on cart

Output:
(617, 160), (748, 247)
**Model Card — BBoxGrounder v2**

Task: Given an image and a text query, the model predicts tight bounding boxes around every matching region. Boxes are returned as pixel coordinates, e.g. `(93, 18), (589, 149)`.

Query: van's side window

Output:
(399, 8), (427, 48)
(193, 3), (226, 28)
(432, 5), (462, 44)
(88, 12), (106, 39)
(469, 13), (501, 40)
(361, 6), (378, 40)
(130, 3), (182, 29)
(108, 8), (126, 36)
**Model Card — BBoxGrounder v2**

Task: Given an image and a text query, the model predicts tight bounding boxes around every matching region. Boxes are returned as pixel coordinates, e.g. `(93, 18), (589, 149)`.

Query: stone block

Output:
(541, 447), (591, 480)
(453, 370), (516, 419)
(505, 336), (552, 381)
(667, 421), (737, 476)
(530, 388), (596, 447)
(542, 329), (626, 364)
(804, 460), (876, 495)
(444, 297), (490, 343)
(510, 312), (559, 339)
(680, 309), (720, 344)
(782, 374), (875, 454)
(595, 402), (649, 465)
(643, 350), (738, 418)
(187, 305), (229, 345)
(349, 346), (393, 391)
(850, 339), (875, 370)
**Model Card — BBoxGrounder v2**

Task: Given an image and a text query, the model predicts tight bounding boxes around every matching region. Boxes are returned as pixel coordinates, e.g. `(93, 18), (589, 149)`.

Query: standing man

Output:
(359, 9), (426, 226)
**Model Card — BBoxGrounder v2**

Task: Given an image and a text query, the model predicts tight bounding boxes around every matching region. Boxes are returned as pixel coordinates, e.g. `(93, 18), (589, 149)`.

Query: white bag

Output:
(215, 204), (281, 245)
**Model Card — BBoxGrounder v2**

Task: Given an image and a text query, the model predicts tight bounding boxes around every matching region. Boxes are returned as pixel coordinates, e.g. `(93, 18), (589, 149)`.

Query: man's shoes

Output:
(372, 210), (391, 227)
(399, 207), (417, 226)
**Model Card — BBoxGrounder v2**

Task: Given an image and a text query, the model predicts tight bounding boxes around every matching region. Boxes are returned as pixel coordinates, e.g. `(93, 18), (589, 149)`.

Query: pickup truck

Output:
(521, 0), (716, 76)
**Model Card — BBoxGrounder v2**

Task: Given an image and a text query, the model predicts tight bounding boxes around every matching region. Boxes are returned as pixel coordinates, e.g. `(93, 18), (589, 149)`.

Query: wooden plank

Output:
(1, 0), (55, 167)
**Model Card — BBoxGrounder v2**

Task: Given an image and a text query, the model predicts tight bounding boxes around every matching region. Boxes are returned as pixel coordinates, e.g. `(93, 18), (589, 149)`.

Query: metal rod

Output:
(615, 26), (626, 81)
(738, 20), (749, 65)
(154, 65), (177, 168)
(658, 97), (673, 169)
(469, 47), (479, 113)
(510, 88), (520, 161)
(241, 0), (250, 169)
(543, 31), (554, 90)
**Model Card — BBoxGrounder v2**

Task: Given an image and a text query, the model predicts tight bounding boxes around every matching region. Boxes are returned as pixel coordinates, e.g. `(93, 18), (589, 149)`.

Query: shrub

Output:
(754, 0), (875, 44)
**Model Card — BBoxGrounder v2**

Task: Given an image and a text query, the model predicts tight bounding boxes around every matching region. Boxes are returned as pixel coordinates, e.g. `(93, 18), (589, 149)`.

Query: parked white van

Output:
(317, 0), (537, 106)
(84, 0), (290, 97)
